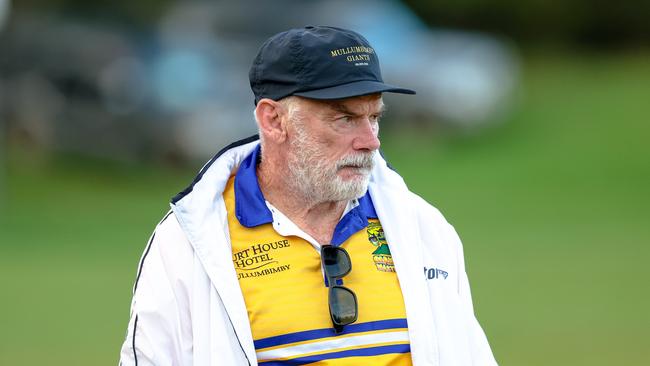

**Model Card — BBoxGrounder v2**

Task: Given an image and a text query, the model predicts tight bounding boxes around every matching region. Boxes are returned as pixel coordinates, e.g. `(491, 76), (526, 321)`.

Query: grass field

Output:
(1, 52), (649, 365)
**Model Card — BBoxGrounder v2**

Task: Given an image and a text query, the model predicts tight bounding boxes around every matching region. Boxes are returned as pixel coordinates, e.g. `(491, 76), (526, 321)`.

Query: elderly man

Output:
(120, 26), (497, 365)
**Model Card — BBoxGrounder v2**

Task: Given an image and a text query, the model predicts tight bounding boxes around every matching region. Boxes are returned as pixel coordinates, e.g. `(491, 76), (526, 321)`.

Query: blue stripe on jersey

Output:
(254, 318), (408, 350)
(258, 343), (411, 365)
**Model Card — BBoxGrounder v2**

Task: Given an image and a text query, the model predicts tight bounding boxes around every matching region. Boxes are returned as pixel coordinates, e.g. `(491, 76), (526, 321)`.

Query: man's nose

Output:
(352, 119), (381, 151)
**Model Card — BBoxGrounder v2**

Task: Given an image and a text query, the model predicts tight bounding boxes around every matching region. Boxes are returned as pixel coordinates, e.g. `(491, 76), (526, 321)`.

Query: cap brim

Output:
(293, 80), (415, 100)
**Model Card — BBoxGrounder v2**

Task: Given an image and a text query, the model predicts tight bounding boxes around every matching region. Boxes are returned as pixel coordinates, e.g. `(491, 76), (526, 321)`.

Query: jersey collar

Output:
(234, 144), (378, 244)
(234, 144), (273, 227)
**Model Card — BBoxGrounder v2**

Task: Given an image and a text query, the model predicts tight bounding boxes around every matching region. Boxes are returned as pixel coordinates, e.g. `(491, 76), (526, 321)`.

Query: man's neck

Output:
(257, 162), (346, 245)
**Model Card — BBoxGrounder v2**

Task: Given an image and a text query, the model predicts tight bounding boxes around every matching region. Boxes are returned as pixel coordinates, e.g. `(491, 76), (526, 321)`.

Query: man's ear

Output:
(255, 99), (287, 143)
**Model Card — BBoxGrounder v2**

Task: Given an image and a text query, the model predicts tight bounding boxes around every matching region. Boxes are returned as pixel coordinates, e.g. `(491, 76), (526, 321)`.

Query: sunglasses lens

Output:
(322, 246), (351, 278)
(322, 246), (357, 331)
(329, 287), (358, 326)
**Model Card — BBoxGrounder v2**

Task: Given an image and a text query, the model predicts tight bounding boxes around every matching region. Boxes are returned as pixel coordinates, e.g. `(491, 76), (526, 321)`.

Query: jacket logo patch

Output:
(424, 266), (448, 280)
(367, 222), (395, 272)
(232, 240), (291, 280)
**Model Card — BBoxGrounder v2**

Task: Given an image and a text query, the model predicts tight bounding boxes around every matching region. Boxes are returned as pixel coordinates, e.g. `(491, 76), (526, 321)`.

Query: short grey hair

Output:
(254, 96), (304, 147)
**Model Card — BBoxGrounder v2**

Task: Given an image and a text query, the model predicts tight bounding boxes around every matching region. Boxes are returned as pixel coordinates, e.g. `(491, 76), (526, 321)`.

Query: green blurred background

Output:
(1, 1), (649, 365)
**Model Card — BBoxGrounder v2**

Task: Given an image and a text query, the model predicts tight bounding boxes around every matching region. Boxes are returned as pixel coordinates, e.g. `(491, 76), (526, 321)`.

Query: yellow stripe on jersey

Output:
(256, 328), (407, 354)
(224, 175), (413, 365)
(256, 332), (411, 361)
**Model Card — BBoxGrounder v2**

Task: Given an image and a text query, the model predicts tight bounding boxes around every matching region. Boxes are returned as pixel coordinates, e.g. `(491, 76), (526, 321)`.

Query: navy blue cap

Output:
(249, 26), (416, 104)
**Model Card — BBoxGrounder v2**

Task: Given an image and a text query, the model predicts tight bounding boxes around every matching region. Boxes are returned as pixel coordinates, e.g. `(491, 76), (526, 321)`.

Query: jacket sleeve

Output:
(446, 221), (499, 366)
(119, 212), (194, 366)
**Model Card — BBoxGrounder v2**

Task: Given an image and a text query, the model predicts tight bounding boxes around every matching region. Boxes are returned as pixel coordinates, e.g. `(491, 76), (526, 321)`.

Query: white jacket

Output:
(119, 137), (498, 366)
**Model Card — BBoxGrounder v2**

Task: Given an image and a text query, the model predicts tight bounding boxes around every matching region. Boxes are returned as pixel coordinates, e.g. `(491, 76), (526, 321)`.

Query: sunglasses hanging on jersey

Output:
(321, 245), (358, 333)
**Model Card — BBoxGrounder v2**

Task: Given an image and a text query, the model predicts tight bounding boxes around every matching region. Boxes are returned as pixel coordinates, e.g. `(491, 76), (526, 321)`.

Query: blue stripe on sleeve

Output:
(254, 318), (408, 350)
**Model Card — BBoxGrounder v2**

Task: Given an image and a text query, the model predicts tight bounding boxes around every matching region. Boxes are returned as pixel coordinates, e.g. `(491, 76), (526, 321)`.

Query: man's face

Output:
(284, 94), (384, 204)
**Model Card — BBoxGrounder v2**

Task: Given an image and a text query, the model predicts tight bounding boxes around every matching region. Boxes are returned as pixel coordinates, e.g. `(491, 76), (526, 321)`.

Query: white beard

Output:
(286, 122), (375, 204)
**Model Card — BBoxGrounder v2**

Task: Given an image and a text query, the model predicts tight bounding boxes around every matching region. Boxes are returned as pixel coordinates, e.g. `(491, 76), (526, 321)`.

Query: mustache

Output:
(336, 152), (375, 170)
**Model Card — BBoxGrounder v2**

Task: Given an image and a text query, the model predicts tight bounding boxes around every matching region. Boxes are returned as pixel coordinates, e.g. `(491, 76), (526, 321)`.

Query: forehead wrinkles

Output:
(327, 97), (384, 117)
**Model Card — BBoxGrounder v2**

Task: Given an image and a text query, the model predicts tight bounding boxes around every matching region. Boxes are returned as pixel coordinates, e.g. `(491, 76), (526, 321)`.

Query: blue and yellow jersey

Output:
(224, 146), (413, 365)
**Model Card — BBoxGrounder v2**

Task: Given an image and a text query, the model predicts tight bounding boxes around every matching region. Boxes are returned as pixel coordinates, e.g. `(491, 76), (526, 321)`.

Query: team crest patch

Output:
(367, 222), (395, 272)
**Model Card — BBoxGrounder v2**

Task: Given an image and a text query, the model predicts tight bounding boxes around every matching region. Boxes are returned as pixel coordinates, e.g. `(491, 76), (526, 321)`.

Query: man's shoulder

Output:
(388, 188), (450, 226)
(134, 210), (198, 285)
(149, 210), (193, 254)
